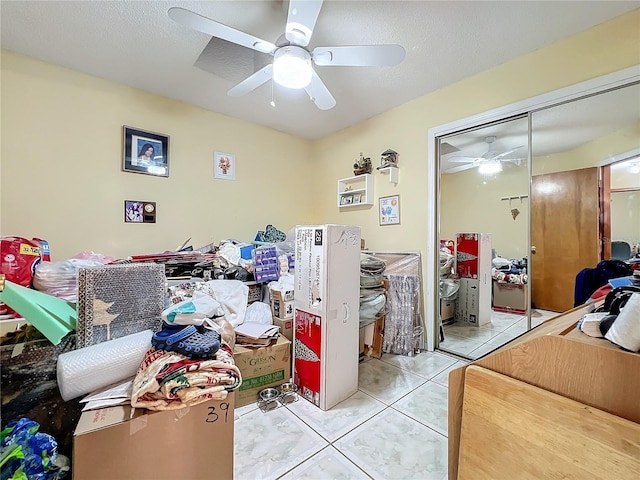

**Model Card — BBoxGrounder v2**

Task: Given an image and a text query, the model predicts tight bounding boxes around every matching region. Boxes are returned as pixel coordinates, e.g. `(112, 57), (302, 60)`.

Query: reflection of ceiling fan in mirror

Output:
(168, 0), (406, 110)
(445, 136), (526, 174)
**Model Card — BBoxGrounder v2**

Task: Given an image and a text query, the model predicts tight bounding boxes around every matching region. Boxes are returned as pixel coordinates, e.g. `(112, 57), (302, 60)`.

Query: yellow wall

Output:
(440, 165), (530, 260)
(611, 191), (640, 248)
(1, 51), (315, 260)
(1, 9), (639, 291)
(312, 10), (640, 254)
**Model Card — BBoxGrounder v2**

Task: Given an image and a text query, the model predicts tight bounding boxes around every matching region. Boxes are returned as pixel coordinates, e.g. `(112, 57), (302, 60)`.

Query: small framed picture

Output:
(122, 126), (169, 177)
(124, 200), (156, 223)
(214, 152), (236, 180)
(352, 193), (362, 204)
(340, 194), (353, 205)
(124, 200), (144, 223)
(379, 195), (400, 225)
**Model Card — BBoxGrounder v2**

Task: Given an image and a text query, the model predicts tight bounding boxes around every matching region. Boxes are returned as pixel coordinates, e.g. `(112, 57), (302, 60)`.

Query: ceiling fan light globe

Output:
(478, 161), (502, 175)
(273, 46), (313, 89)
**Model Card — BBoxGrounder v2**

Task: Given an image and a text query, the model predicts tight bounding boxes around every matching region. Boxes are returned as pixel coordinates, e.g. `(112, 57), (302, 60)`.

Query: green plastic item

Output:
(0, 280), (76, 345)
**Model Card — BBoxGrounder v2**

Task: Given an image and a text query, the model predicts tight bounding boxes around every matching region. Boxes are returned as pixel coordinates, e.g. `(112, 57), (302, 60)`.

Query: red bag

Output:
(0, 236), (48, 315)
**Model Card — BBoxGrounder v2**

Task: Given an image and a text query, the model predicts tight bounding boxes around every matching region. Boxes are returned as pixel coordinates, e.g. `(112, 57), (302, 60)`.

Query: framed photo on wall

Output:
(214, 152), (236, 180)
(379, 195), (400, 225)
(122, 126), (169, 177)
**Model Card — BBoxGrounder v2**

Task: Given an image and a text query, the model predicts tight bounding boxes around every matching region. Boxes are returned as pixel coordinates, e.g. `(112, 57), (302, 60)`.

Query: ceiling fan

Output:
(168, 1), (406, 110)
(444, 136), (526, 174)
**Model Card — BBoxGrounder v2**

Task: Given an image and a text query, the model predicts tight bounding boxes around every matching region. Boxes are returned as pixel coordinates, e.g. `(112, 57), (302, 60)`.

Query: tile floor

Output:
(234, 350), (467, 480)
(440, 309), (558, 360)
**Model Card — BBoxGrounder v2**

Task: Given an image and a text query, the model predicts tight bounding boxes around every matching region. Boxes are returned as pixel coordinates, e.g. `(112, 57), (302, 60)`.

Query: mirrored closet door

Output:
(434, 80), (640, 360)
(437, 115), (531, 359)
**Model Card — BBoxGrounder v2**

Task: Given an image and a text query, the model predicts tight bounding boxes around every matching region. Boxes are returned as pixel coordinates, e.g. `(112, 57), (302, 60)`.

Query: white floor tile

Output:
(234, 407), (327, 480)
(438, 335), (484, 356)
(357, 359), (426, 404)
(380, 351), (457, 379)
(489, 311), (524, 330)
(234, 402), (259, 418)
(335, 408), (447, 480)
(279, 446), (371, 480)
(485, 324), (527, 347)
(443, 323), (502, 342)
(392, 381), (449, 436)
(286, 391), (386, 442)
(431, 361), (466, 388)
(468, 342), (500, 360)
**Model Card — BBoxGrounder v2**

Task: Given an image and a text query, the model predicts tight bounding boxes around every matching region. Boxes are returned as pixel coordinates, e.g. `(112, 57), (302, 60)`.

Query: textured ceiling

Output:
(1, 1), (638, 140)
(440, 82), (640, 172)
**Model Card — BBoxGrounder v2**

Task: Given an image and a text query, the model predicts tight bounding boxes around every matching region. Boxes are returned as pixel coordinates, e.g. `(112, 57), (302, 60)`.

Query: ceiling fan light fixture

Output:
(273, 46), (312, 89)
(478, 161), (502, 175)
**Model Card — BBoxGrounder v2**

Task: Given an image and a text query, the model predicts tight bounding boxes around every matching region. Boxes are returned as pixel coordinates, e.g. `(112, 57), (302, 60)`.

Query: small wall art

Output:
(124, 200), (156, 223)
(379, 195), (400, 225)
(214, 152), (236, 180)
(122, 126), (169, 177)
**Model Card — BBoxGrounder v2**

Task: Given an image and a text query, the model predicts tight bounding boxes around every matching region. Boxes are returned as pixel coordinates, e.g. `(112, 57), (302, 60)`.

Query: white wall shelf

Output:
(337, 174), (374, 207)
(379, 166), (399, 184)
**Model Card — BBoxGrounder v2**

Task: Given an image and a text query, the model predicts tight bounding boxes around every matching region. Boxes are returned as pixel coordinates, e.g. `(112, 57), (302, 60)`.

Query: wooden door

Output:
(531, 167), (600, 312)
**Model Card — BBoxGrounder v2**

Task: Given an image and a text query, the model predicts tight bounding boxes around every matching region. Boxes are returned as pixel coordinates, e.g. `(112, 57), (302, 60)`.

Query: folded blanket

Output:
(131, 344), (242, 410)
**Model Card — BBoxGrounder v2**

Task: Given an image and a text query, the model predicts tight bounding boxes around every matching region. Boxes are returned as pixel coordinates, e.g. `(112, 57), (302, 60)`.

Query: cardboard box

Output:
(73, 396), (234, 480)
(455, 278), (490, 326)
(233, 336), (291, 407)
(272, 317), (293, 341)
(493, 281), (528, 314)
(270, 289), (294, 319)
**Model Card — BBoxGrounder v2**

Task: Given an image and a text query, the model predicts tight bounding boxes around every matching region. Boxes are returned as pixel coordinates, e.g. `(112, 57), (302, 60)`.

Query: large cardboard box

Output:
(270, 288), (294, 319)
(73, 396), (234, 480)
(272, 317), (293, 341)
(294, 225), (361, 410)
(493, 281), (528, 314)
(233, 336), (292, 407)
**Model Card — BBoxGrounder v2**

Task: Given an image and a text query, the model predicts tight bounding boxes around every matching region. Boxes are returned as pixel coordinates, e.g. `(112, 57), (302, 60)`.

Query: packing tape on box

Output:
(57, 330), (153, 401)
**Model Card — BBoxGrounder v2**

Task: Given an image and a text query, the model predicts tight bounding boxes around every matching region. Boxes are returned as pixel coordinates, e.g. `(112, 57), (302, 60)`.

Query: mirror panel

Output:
(437, 116), (530, 359)
(435, 81), (640, 359)
(530, 83), (640, 312)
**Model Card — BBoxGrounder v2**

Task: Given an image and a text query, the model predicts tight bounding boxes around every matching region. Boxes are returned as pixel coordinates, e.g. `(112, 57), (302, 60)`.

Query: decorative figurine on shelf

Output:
(377, 148), (399, 170)
(353, 152), (372, 175)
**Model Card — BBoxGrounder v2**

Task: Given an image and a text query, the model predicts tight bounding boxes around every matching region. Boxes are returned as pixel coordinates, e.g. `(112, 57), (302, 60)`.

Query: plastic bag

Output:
(32, 255), (112, 301)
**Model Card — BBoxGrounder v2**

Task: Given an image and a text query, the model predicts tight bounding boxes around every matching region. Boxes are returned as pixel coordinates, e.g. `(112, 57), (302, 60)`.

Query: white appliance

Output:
(293, 224), (361, 410)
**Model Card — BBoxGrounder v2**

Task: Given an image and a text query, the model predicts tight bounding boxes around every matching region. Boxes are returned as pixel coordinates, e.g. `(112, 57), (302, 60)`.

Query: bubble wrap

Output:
(57, 330), (153, 401)
(76, 263), (165, 348)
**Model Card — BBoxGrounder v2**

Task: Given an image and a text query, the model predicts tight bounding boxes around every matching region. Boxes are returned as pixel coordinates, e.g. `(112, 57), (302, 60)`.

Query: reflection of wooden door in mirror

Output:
(531, 167), (600, 312)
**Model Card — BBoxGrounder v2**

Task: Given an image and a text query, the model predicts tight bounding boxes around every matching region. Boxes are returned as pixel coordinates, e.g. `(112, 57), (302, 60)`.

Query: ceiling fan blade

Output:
(312, 45), (406, 67)
(286, 0), (323, 47)
(168, 7), (277, 55)
(445, 163), (478, 174)
(228, 65), (273, 97)
(447, 156), (482, 164)
(304, 70), (336, 110)
(493, 146), (524, 160)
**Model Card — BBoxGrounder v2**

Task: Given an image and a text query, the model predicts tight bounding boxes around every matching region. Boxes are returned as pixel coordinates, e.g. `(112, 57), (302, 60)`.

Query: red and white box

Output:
(455, 233), (492, 326)
(293, 225), (361, 410)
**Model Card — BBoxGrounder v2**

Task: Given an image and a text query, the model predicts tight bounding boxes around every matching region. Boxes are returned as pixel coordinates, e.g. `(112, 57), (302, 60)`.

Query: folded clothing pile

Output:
(132, 333), (241, 411)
